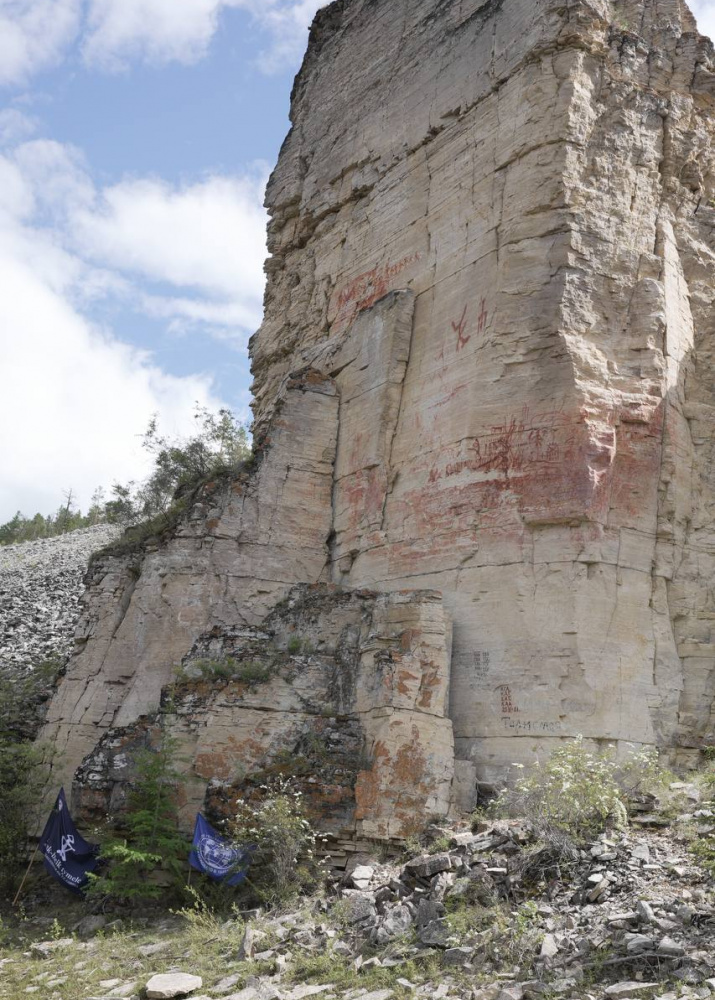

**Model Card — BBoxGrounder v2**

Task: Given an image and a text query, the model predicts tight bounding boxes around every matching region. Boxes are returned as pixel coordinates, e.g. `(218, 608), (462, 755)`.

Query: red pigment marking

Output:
(477, 297), (488, 334)
(452, 305), (471, 352)
(428, 404), (572, 483)
(333, 253), (421, 329)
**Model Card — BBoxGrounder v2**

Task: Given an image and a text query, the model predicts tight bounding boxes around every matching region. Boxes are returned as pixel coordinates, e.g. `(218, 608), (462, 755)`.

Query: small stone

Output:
(540, 934), (559, 959)
(657, 937), (685, 957)
(587, 878), (609, 902)
(214, 976), (241, 995)
(350, 865), (375, 889)
(406, 854), (452, 879)
(283, 987), (335, 1000)
(342, 896), (377, 924)
(636, 900), (656, 924)
(373, 906), (413, 944)
(30, 939), (74, 958)
(138, 942), (171, 958)
(418, 919), (451, 948)
(632, 845), (652, 863)
(145, 973), (203, 999)
(498, 986), (524, 1000)
(76, 915), (108, 939)
(442, 947), (474, 967)
(604, 983), (660, 998)
(415, 899), (445, 927)
(625, 934), (655, 953)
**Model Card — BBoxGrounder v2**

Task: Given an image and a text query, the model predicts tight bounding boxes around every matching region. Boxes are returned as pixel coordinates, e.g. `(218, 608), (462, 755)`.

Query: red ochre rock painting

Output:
(419, 401), (665, 528)
(331, 253), (421, 330)
(452, 305), (471, 352)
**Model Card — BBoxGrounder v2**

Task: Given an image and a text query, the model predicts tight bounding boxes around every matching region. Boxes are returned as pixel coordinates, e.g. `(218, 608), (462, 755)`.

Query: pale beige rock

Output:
(145, 974), (202, 999)
(253, 0), (715, 778)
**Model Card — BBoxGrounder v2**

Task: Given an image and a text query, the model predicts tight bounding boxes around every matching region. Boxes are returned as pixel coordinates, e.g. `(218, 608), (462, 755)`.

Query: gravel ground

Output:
(0, 524), (121, 674)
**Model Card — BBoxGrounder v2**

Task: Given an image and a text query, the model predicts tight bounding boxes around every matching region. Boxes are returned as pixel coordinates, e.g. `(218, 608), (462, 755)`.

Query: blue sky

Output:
(0, 0), (714, 522)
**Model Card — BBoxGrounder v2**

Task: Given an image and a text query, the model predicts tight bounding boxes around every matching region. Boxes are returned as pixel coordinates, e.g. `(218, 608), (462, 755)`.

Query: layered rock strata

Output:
(73, 585), (455, 845)
(40, 0), (715, 831)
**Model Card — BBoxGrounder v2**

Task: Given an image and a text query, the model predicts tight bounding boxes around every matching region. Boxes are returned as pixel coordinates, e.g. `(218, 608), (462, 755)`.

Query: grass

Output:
(0, 901), (293, 1000)
(176, 657), (275, 686)
(0, 898), (450, 1000)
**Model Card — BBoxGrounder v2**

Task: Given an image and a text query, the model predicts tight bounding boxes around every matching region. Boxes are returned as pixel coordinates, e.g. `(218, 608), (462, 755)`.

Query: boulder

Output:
(145, 973), (203, 999)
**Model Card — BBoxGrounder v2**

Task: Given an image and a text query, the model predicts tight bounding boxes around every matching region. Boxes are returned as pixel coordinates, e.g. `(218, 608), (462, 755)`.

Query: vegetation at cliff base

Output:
(87, 734), (190, 906)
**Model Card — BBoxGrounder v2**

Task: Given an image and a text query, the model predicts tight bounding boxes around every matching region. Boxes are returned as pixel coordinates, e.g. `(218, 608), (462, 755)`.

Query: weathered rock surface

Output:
(38, 0), (715, 830)
(254, 0), (715, 782)
(73, 584), (455, 843)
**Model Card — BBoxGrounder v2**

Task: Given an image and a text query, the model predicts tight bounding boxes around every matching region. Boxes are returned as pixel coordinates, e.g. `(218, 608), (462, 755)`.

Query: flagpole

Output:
(12, 840), (40, 908)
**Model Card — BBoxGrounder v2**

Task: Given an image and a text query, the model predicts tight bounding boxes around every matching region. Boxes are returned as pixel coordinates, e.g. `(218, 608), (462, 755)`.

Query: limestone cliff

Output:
(40, 0), (715, 840)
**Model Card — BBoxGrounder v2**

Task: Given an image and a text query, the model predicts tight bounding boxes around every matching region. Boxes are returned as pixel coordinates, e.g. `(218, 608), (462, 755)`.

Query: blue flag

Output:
(39, 789), (99, 894)
(189, 814), (252, 886)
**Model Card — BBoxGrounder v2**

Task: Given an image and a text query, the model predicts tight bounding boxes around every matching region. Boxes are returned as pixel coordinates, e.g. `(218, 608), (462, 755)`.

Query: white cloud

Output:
(691, 1), (715, 42)
(82, 0), (228, 70)
(0, 0), (80, 86)
(0, 191), (220, 522)
(73, 173), (267, 304)
(142, 294), (262, 337)
(82, 0), (324, 72)
(0, 0), (323, 83)
(234, 0), (325, 73)
(0, 107), (38, 145)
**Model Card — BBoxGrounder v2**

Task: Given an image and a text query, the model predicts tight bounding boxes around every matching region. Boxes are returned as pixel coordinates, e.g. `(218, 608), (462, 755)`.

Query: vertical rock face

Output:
(40, 0), (715, 832)
(253, 0), (715, 779)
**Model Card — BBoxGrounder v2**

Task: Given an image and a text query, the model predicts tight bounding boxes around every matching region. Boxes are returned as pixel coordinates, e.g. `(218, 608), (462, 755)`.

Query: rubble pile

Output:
(177, 823), (714, 1000)
(0, 524), (119, 674)
(315, 820), (715, 994)
(0, 525), (120, 738)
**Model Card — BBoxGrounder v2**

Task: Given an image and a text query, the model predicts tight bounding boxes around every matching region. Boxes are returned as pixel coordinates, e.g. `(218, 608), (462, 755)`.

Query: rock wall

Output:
(73, 585), (454, 848)
(252, 0), (715, 780)
(40, 0), (715, 832)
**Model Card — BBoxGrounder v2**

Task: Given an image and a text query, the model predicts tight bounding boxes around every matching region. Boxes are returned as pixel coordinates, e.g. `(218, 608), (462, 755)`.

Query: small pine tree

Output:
(88, 732), (190, 905)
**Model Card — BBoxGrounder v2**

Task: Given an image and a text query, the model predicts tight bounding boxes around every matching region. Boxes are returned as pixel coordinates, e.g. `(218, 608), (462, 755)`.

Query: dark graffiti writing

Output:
(498, 684), (519, 715)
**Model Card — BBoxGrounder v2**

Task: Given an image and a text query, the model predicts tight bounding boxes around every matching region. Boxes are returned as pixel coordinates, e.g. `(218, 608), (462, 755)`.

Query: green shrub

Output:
(0, 742), (54, 895)
(230, 779), (327, 910)
(501, 736), (664, 843)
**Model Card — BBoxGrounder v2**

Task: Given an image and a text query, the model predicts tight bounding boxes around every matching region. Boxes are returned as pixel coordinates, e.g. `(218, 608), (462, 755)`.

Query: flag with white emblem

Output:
(39, 788), (99, 893)
(189, 814), (253, 886)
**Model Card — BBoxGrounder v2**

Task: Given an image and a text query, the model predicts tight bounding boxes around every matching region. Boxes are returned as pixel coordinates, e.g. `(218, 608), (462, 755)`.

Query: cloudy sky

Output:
(0, 0), (714, 522)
